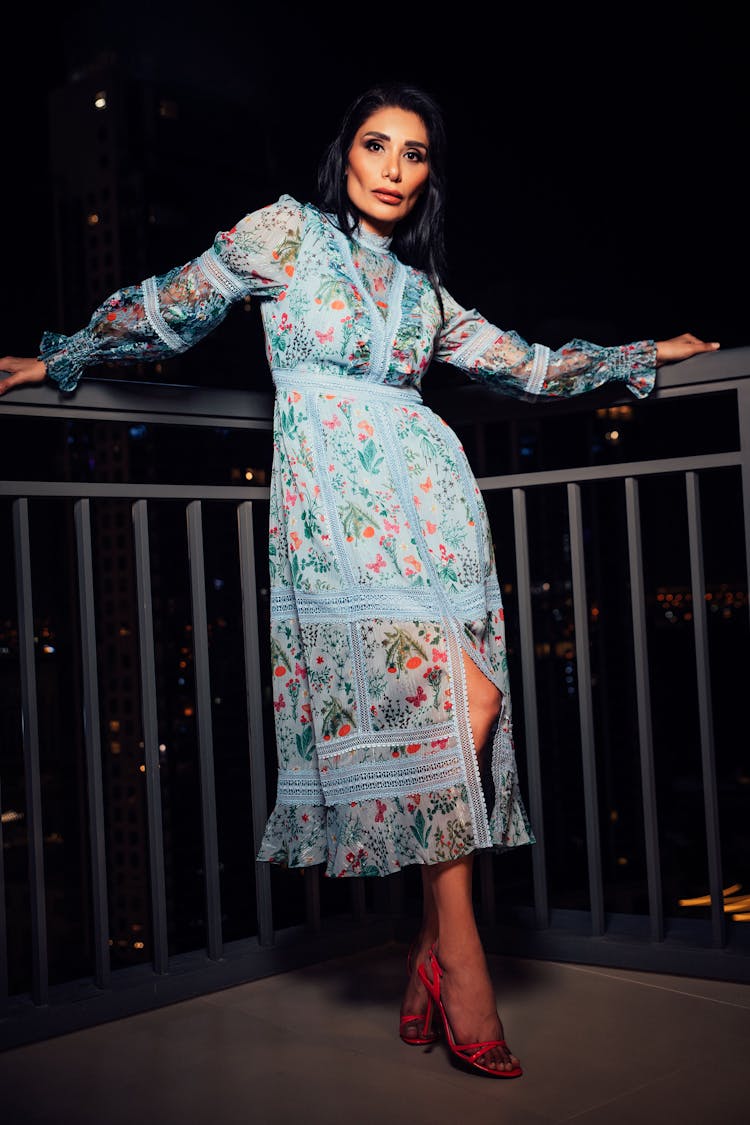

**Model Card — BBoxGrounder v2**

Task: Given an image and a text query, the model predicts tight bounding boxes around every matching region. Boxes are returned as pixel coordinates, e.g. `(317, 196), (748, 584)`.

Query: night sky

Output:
(2, 5), (747, 360)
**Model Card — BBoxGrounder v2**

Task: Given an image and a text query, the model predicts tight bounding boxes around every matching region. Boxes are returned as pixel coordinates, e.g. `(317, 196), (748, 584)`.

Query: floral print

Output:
(40, 195), (657, 876)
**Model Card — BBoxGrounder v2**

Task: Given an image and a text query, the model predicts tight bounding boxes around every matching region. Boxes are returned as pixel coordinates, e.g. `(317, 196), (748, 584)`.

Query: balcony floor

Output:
(2, 942), (750, 1124)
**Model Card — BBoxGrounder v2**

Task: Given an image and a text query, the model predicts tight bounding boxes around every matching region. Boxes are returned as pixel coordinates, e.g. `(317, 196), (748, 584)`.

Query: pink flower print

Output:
(432, 648), (447, 663)
(315, 326), (334, 344)
(273, 695), (285, 712)
(373, 275), (386, 292)
(420, 476), (433, 493)
(366, 553), (386, 573)
(406, 685), (427, 707)
(404, 555), (422, 573)
(430, 738), (449, 749)
(383, 518), (400, 533)
(425, 521), (437, 534)
(357, 420), (374, 437)
(323, 414), (341, 430)
(289, 531), (302, 551)
(375, 799), (386, 823)
(285, 489), (298, 506)
(288, 390), (301, 403)
(295, 662), (306, 677)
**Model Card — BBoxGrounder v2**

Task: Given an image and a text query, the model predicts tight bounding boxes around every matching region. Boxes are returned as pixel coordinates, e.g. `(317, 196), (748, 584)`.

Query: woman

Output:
(0, 82), (719, 1078)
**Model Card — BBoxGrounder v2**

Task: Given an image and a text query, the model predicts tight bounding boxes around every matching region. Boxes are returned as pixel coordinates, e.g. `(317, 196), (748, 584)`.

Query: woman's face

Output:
(345, 106), (430, 237)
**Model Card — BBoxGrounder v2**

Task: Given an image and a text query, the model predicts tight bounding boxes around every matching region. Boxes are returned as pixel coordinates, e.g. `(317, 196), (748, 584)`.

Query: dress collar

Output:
(354, 224), (393, 254)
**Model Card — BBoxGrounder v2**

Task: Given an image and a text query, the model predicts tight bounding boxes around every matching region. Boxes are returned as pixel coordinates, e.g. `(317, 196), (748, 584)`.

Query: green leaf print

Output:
(409, 809), (432, 849)
(295, 723), (315, 761)
(360, 864), (382, 877)
(383, 626), (429, 672)
(321, 696), (356, 739)
(270, 636), (291, 674)
(357, 438), (384, 473)
(340, 501), (378, 541)
(281, 405), (298, 439)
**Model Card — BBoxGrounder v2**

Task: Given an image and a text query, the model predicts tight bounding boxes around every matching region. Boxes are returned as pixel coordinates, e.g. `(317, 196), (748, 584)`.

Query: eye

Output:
(405, 150), (426, 163)
(364, 139), (384, 152)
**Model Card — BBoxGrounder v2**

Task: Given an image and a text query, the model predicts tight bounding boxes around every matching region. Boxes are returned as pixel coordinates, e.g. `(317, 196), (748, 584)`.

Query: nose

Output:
(382, 154), (401, 182)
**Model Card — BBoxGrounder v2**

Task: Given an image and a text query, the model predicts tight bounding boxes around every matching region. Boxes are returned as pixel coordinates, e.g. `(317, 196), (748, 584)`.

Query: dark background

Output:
(2, 4), (747, 362)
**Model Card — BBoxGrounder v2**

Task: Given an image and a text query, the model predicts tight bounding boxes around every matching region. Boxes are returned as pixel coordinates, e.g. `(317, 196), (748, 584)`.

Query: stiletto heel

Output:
(399, 997), (438, 1046)
(418, 946), (523, 1079)
(400, 939), (440, 1045)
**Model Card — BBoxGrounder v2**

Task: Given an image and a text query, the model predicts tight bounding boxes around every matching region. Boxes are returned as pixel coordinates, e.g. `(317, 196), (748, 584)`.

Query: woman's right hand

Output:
(0, 356), (48, 397)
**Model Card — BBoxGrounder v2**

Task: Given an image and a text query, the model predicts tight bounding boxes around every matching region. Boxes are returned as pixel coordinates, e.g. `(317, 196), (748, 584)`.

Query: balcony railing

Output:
(1, 347), (749, 1049)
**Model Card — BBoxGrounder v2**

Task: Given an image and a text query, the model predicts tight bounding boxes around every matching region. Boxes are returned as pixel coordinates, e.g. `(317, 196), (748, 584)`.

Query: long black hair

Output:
(316, 82), (448, 306)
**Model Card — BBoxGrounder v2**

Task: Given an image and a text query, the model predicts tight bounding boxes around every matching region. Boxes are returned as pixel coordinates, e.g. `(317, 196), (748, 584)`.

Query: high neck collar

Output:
(355, 224), (393, 253)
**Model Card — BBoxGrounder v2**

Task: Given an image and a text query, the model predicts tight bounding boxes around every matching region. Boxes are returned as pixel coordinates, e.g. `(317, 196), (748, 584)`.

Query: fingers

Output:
(655, 335), (721, 366)
(0, 356), (48, 396)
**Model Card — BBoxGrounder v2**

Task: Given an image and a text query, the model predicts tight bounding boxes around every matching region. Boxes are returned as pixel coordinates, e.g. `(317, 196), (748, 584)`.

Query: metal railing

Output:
(1, 347), (749, 1049)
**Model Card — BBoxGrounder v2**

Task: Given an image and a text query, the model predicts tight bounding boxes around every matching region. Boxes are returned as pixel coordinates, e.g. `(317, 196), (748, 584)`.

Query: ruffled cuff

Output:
(39, 329), (96, 392)
(616, 339), (657, 400)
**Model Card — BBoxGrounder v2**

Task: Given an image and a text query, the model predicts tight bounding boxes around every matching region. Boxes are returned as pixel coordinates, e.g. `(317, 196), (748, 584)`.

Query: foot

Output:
(400, 933), (438, 1042)
(430, 942), (520, 1073)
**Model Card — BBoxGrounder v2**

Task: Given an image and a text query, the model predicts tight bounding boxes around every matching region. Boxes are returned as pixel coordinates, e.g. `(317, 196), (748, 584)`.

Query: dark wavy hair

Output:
(316, 82), (448, 308)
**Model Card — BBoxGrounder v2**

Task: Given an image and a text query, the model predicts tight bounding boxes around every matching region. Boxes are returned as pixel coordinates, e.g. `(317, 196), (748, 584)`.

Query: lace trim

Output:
(327, 226), (406, 382)
(142, 277), (188, 352)
(374, 403), (493, 846)
(273, 367), (422, 404)
(525, 343), (551, 396)
(451, 322), (501, 370)
(355, 225), (393, 253)
(320, 750), (463, 804)
(270, 582), (499, 623)
(197, 248), (249, 300)
(276, 770), (325, 805)
(305, 387), (371, 729)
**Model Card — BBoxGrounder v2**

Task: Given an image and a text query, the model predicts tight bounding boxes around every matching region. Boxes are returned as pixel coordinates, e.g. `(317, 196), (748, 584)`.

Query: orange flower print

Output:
(289, 531), (302, 551)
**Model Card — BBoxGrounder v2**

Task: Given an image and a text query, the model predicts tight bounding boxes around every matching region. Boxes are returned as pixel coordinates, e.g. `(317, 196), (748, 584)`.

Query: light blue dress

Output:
(42, 195), (656, 876)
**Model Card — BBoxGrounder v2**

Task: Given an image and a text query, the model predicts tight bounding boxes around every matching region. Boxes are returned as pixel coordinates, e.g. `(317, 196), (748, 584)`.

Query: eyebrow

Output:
(362, 130), (428, 151)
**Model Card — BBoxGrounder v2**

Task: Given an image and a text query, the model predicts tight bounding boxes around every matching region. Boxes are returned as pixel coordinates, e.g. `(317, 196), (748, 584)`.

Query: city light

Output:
(678, 884), (750, 919)
(93, 91), (107, 109)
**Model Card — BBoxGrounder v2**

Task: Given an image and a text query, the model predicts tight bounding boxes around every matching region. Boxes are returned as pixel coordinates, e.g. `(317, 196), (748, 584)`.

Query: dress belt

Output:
(271, 365), (423, 404)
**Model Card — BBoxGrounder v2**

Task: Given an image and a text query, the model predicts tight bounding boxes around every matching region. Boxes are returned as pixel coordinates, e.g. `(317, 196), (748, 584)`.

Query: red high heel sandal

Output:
(400, 940), (440, 1046)
(418, 946), (523, 1079)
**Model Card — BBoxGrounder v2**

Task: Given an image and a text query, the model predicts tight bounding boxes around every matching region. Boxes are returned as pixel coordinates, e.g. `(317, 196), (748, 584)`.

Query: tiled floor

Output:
(2, 942), (749, 1124)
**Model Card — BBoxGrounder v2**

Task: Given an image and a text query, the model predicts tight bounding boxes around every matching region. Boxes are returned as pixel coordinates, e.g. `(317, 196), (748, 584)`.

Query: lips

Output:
(372, 189), (403, 203)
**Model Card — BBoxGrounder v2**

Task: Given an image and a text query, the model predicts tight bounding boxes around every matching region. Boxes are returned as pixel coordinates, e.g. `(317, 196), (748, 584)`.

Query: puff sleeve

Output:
(434, 290), (656, 401)
(40, 195), (306, 391)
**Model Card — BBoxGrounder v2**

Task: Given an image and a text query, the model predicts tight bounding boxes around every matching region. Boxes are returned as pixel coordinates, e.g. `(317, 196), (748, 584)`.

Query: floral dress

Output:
(41, 194), (656, 877)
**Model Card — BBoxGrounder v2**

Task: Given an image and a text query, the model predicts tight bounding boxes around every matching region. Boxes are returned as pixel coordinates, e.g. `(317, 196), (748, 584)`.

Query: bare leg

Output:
(423, 853), (519, 1071)
(401, 649), (515, 1069)
(399, 869), (439, 1038)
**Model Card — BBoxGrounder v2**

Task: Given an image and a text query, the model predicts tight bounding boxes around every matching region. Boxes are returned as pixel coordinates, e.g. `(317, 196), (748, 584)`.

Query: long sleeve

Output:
(40, 195), (306, 391)
(434, 290), (656, 401)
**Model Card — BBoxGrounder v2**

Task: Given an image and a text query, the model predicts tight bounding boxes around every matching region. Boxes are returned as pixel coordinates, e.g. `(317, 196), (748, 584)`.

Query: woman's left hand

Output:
(655, 333), (720, 366)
